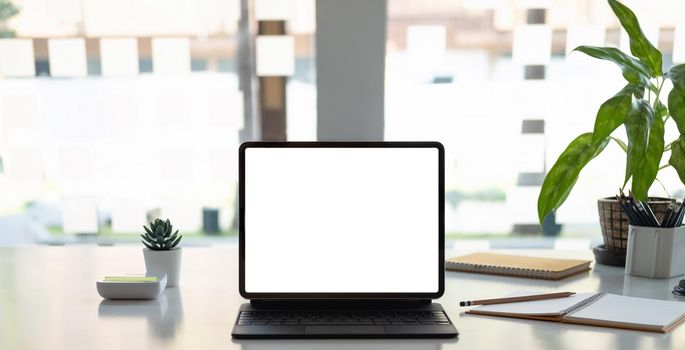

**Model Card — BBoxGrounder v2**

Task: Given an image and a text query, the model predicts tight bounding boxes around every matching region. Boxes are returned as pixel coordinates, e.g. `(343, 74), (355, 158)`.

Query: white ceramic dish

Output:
(96, 274), (167, 299)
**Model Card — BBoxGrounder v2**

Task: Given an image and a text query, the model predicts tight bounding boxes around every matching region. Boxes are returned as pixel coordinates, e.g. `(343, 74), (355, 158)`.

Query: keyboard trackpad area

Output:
(305, 326), (385, 335)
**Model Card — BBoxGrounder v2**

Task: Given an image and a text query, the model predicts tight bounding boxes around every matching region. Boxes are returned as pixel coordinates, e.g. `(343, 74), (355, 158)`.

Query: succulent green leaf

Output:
(669, 135), (685, 184)
(165, 232), (178, 242)
(624, 99), (655, 200)
(141, 234), (155, 245)
(608, 0), (662, 77)
(538, 133), (609, 224)
(171, 236), (183, 248)
(573, 46), (650, 84)
(592, 84), (643, 144)
(142, 218), (181, 250)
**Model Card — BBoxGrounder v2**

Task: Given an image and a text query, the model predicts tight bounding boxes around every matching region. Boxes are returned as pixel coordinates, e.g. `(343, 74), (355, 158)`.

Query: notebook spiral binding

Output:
(448, 262), (547, 273)
(561, 291), (608, 315)
(445, 262), (550, 279)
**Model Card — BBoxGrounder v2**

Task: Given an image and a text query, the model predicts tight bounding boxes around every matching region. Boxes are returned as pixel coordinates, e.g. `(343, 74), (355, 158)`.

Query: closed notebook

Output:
(466, 291), (685, 333)
(445, 252), (591, 280)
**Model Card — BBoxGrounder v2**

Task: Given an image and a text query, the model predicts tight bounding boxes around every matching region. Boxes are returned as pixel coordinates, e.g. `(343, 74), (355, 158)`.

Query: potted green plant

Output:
(537, 0), (685, 265)
(0, 0), (20, 38)
(142, 218), (183, 287)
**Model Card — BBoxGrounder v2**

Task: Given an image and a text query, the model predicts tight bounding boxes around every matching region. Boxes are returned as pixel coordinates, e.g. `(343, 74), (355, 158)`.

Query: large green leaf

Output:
(573, 46), (649, 84)
(669, 135), (685, 184)
(668, 64), (685, 89)
(592, 84), (643, 144)
(670, 65), (685, 134)
(632, 104), (662, 199)
(671, 86), (685, 134)
(538, 133), (609, 224)
(608, 0), (662, 77)
(624, 99), (655, 200)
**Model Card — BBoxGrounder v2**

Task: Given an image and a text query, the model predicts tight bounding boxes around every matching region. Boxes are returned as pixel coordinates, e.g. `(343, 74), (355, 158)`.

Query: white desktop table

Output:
(1, 245), (684, 350)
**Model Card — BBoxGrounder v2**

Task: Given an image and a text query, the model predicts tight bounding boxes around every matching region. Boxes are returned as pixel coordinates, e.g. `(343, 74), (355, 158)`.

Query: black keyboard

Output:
(236, 310), (452, 326)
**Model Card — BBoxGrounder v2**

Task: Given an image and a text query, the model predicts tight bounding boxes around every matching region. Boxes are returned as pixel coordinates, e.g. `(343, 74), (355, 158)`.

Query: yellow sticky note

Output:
(103, 276), (158, 283)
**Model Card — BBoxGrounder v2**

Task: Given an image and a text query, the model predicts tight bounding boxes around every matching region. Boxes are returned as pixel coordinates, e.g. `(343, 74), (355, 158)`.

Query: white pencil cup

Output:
(625, 225), (685, 278)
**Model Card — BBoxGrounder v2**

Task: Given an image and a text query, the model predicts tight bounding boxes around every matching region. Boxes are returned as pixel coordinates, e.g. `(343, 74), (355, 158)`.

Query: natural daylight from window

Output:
(0, 0), (684, 248)
(383, 0), (685, 246)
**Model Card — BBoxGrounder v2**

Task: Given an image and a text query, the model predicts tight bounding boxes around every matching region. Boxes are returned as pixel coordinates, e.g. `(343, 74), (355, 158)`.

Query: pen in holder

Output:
(625, 225), (685, 278)
(618, 192), (685, 278)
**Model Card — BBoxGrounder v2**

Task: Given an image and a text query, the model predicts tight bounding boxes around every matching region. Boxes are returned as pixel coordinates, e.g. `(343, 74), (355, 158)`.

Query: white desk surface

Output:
(1, 245), (685, 350)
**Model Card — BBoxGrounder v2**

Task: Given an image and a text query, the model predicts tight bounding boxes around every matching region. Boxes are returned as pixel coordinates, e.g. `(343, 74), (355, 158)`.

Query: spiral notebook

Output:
(445, 252), (591, 280)
(466, 291), (685, 333)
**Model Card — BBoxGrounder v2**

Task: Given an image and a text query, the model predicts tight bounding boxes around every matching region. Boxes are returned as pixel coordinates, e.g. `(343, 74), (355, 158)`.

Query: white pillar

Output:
(315, 0), (387, 141)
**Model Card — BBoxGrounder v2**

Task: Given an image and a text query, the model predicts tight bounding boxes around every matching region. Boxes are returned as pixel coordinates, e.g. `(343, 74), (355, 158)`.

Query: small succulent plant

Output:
(141, 218), (182, 251)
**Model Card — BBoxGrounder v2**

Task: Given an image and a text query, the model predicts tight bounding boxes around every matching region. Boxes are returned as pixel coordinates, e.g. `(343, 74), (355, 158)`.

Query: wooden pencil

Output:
(459, 291), (576, 307)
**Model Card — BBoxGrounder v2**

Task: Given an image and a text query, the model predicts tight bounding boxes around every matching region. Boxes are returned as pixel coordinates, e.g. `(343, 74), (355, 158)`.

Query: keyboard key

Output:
(238, 309), (451, 327)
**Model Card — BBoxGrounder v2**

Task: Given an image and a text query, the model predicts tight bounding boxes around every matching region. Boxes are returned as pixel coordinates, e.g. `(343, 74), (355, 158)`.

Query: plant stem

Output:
(655, 77), (666, 103)
(655, 177), (670, 198)
(610, 136), (628, 153)
(659, 164), (671, 170)
(652, 76), (667, 116)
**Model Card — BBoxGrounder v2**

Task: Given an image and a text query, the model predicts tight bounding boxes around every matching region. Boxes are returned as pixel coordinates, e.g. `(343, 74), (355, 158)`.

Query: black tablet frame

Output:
(238, 141), (445, 300)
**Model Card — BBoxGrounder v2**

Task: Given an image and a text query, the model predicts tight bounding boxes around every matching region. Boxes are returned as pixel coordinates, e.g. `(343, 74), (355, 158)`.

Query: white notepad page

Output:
(474, 292), (596, 316)
(566, 294), (685, 328)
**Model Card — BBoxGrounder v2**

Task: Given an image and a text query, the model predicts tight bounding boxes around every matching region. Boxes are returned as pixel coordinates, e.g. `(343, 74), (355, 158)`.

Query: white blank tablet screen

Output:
(244, 147), (439, 293)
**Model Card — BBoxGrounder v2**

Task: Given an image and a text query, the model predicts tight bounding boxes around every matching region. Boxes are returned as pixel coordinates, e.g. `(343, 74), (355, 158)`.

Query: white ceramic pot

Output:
(143, 248), (182, 287)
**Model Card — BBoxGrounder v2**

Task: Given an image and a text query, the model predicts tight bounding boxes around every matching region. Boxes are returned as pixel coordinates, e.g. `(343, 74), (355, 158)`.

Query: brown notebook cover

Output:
(446, 252), (591, 280)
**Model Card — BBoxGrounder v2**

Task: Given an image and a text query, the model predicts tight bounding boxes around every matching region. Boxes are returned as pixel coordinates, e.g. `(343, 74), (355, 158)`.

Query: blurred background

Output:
(0, 0), (683, 247)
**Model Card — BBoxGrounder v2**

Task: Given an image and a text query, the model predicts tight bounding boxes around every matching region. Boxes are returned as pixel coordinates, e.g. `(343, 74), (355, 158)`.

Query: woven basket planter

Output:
(597, 197), (675, 252)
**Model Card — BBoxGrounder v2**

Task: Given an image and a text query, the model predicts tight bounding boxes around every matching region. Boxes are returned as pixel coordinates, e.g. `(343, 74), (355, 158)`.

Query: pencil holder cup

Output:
(625, 225), (685, 278)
